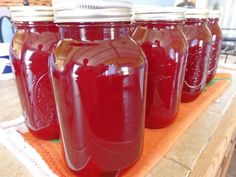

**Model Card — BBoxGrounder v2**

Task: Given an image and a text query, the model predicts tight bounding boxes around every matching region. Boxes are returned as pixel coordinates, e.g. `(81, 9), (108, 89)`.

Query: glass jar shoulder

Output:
(133, 25), (187, 53)
(183, 23), (212, 43)
(52, 37), (146, 73)
(10, 29), (59, 61)
(208, 23), (223, 37)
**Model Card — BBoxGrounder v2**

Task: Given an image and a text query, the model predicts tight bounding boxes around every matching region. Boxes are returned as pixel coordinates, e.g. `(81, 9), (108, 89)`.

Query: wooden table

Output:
(1, 66), (236, 177)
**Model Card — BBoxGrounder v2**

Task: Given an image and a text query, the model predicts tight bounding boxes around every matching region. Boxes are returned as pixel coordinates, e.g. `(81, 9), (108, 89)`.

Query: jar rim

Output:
(185, 9), (209, 19)
(133, 6), (185, 21)
(9, 6), (54, 22)
(209, 10), (221, 18)
(54, 8), (132, 23)
(53, 0), (132, 22)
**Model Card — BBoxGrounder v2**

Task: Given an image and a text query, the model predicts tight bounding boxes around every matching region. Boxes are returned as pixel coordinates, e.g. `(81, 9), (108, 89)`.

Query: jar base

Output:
(145, 115), (177, 129)
(29, 124), (60, 140)
(181, 91), (202, 103)
(206, 73), (216, 84)
(63, 144), (142, 177)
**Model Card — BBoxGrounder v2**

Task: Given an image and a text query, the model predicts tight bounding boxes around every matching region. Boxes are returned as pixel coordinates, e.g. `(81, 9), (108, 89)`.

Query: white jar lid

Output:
(10, 6), (54, 22)
(133, 5), (185, 21)
(209, 10), (221, 18)
(52, 0), (132, 23)
(185, 9), (209, 19)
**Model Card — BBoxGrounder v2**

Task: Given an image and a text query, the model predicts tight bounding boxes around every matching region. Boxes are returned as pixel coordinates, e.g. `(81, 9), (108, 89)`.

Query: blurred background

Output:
(129, 0), (236, 30)
(0, 0), (235, 77)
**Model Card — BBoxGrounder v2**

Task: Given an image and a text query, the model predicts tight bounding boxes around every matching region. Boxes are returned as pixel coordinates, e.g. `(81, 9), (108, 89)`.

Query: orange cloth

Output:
(23, 73), (231, 177)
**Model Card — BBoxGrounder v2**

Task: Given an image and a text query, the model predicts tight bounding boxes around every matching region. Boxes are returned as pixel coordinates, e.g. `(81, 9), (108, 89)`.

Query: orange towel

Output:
(23, 73), (231, 177)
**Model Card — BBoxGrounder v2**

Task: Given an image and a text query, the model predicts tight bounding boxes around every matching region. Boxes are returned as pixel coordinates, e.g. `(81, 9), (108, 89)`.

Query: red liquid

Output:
(206, 18), (223, 83)
(49, 23), (147, 174)
(182, 19), (212, 102)
(132, 21), (188, 128)
(10, 22), (60, 140)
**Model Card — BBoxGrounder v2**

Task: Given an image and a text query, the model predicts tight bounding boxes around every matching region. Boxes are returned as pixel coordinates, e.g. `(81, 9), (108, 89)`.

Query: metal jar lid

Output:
(52, 0), (133, 23)
(10, 6), (54, 22)
(209, 10), (221, 18)
(185, 9), (209, 19)
(133, 5), (185, 21)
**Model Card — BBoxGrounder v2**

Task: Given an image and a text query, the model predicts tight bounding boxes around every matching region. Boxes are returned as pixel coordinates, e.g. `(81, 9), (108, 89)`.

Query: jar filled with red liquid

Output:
(50, 0), (147, 175)
(206, 10), (223, 83)
(132, 7), (188, 128)
(182, 9), (212, 102)
(9, 6), (60, 139)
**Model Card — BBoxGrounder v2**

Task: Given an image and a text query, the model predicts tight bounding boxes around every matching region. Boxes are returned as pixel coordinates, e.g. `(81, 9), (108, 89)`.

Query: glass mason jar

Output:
(206, 10), (223, 83)
(182, 9), (212, 102)
(132, 7), (188, 128)
(9, 6), (60, 140)
(50, 0), (147, 174)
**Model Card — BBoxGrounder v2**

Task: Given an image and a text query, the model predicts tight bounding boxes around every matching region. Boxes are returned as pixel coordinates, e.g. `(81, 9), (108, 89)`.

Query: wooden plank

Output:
(220, 140), (236, 177)
(188, 97), (236, 177)
(0, 0), (51, 7)
(165, 110), (223, 170)
(0, 79), (21, 121)
(208, 86), (236, 115)
(0, 145), (32, 177)
(145, 157), (190, 177)
(226, 148), (236, 177)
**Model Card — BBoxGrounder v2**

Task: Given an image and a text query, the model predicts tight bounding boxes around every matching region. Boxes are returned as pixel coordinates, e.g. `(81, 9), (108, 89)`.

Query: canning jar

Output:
(182, 9), (212, 102)
(9, 6), (60, 139)
(132, 7), (188, 128)
(50, 0), (147, 174)
(206, 10), (222, 83)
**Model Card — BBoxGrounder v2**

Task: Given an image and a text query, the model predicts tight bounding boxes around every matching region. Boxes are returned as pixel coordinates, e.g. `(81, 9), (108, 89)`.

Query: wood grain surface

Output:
(189, 97), (236, 177)
(227, 150), (236, 177)
(0, 146), (32, 177)
(0, 0), (51, 7)
(0, 79), (21, 122)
